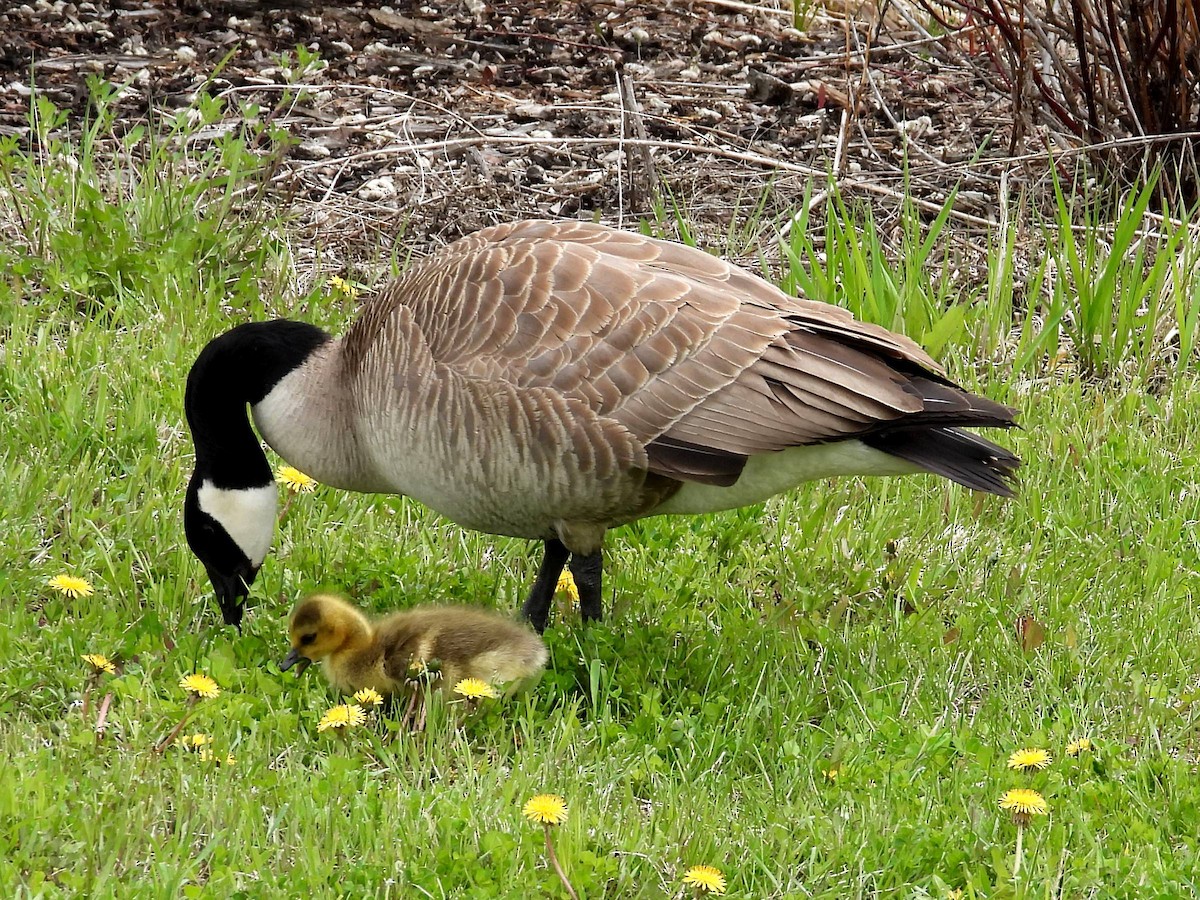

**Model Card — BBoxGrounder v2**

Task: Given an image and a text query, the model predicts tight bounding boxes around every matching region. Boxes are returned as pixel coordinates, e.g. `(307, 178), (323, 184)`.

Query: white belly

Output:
(652, 440), (921, 515)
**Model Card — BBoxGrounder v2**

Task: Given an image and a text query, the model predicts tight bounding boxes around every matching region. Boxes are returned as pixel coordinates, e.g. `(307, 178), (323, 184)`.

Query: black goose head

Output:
(184, 319), (330, 628)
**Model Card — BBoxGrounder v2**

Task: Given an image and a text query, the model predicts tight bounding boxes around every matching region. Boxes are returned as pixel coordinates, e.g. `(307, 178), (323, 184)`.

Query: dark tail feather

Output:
(862, 426), (1021, 497)
(899, 376), (1020, 428)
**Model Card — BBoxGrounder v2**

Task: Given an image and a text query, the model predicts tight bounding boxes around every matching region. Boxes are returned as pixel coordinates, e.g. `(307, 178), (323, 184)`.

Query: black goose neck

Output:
(185, 319), (331, 487)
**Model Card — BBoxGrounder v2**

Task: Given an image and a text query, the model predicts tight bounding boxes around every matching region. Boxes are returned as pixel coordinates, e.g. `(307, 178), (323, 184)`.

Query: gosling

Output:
(279, 593), (548, 697)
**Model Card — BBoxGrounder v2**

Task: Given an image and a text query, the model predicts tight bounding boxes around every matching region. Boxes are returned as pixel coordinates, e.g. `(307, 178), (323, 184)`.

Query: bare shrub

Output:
(913, 0), (1200, 198)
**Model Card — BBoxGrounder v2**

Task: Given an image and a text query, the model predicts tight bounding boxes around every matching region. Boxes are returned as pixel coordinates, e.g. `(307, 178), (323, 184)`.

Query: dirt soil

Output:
(0, 0), (1040, 266)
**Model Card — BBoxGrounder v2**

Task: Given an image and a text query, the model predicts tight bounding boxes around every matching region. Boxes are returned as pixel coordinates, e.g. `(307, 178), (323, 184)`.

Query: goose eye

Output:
(300, 633), (316, 646)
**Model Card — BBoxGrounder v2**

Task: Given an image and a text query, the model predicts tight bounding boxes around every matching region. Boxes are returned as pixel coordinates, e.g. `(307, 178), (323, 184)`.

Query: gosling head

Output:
(279, 594), (370, 675)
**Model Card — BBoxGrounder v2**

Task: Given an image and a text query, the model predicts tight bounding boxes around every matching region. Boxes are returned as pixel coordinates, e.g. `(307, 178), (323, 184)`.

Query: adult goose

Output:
(184, 219), (1019, 630)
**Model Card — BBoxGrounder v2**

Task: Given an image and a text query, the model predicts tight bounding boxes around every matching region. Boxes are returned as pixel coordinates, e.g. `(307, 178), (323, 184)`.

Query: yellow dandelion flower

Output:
(317, 703), (366, 732)
(682, 865), (727, 894)
(822, 767), (839, 781)
(522, 794), (568, 826)
(198, 748), (236, 766)
(48, 574), (94, 599)
(454, 678), (499, 700)
(82, 653), (116, 675)
(275, 465), (317, 493)
(999, 788), (1048, 824)
(329, 275), (359, 298)
(1007, 747), (1051, 771)
(556, 570), (579, 603)
(179, 673), (220, 699)
(353, 687), (384, 707)
(181, 733), (212, 750)
(947, 890), (964, 900)
(1066, 737), (1093, 756)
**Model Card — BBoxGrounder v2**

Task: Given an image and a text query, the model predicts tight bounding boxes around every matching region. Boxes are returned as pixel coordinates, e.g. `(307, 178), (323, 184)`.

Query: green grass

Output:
(3, 90), (1200, 898)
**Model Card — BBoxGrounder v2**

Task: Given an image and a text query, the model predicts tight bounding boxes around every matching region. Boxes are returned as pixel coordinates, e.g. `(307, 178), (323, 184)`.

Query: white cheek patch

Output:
(196, 481), (278, 567)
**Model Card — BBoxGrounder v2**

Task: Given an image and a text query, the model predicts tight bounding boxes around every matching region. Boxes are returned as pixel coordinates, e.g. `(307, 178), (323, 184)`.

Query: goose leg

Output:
(568, 549), (603, 623)
(521, 539), (571, 633)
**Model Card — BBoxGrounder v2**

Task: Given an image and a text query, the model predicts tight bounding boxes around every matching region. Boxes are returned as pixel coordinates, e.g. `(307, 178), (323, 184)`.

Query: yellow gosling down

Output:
(278, 594), (548, 697)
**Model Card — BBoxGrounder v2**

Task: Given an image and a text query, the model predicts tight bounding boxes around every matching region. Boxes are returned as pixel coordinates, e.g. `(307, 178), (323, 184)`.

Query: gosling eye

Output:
(300, 633), (316, 647)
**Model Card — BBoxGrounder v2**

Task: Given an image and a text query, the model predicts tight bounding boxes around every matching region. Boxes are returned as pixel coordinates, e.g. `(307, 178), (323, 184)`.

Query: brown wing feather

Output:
(349, 220), (1014, 489)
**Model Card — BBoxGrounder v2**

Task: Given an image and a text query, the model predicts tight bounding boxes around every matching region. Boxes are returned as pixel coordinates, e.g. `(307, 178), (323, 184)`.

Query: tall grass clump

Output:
(0, 75), (292, 330)
(779, 189), (975, 361)
(776, 177), (1200, 383)
(1024, 170), (1200, 380)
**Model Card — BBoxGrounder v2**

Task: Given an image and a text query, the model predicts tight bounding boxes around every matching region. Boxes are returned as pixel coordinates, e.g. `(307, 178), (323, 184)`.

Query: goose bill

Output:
(204, 563), (257, 628)
(279, 647), (312, 675)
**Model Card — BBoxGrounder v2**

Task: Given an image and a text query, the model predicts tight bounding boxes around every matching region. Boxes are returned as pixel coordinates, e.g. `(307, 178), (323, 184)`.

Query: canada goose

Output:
(184, 219), (1019, 630)
(278, 594), (549, 696)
